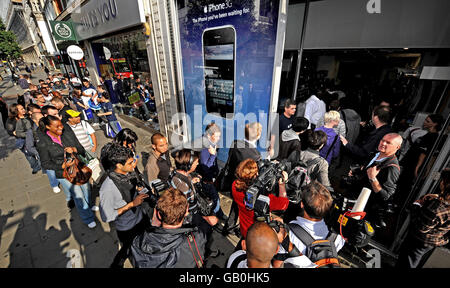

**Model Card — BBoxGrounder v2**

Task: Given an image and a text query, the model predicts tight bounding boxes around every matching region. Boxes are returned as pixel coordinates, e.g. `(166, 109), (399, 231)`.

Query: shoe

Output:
(91, 205), (99, 212)
(87, 221), (96, 229)
(32, 170), (39, 174)
(53, 187), (61, 193)
(67, 199), (75, 209)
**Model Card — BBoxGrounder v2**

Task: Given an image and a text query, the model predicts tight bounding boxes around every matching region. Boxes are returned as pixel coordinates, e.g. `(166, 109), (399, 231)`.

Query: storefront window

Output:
(91, 30), (150, 80)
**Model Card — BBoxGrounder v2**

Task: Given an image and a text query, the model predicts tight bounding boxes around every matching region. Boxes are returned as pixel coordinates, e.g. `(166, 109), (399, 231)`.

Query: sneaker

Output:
(87, 221), (97, 229)
(53, 187), (61, 193)
(91, 205), (99, 212)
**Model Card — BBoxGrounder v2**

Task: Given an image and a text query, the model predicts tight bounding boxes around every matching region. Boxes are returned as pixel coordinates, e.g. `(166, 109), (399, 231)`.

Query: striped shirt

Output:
(68, 121), (93, 151)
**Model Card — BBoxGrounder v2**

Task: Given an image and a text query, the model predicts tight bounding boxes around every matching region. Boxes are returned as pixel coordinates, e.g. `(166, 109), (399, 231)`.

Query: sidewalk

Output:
(0, 112), (237, 268)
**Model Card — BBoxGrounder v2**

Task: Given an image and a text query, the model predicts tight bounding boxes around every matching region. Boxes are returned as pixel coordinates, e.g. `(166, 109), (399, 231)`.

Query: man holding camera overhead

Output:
(99, 143), (150, 268)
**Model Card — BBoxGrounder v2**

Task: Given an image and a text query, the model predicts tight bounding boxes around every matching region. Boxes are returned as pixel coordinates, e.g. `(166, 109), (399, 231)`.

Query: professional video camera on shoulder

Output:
(244, 159), (311, 223)
(325, 188), (375, 248)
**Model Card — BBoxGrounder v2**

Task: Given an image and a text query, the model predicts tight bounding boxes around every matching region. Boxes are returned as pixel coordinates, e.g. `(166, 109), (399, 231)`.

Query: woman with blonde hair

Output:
(315, 110), (341, 165)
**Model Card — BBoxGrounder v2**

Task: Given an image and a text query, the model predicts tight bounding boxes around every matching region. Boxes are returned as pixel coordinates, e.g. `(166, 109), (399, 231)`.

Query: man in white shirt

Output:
(81, 78), (100, 125)
(288, 181), (345, 261)
(304, 89), (327, 130)
(69, 72), (82, 89)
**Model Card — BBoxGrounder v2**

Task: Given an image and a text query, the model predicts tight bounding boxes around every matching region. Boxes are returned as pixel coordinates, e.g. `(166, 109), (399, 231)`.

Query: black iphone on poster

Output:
(202, 26), (236, 118)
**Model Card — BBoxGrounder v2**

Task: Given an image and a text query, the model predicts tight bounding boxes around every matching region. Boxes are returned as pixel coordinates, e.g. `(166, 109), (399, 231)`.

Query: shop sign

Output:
(67, 45), (84, 60)
(49, 21), (77, 41)
(71, 0), (145, 41)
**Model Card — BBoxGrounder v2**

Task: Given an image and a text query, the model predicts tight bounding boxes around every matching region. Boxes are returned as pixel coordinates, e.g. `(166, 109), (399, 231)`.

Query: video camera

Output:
(190, 172), (215, 216)
(325, 191), (375, 248)
(244, 159), (311, 224)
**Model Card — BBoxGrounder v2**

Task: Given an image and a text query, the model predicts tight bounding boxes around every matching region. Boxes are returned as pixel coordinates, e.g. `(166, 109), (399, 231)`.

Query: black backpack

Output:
(288, 223), (340, 268)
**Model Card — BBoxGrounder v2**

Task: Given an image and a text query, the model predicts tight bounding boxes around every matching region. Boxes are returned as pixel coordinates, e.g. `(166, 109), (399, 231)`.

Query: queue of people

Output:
(1, 69), (448, 269)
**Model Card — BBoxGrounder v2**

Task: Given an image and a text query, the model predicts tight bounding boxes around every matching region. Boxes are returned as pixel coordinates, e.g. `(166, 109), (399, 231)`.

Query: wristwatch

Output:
(369, 177), (378, 183)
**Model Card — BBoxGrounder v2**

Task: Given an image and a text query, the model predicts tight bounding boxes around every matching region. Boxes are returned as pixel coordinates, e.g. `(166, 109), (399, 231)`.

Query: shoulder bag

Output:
(63, 151), (92, 185)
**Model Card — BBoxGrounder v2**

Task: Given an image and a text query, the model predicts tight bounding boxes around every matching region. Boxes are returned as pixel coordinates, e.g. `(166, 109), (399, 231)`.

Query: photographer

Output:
(345, 133), (402, 228)
(99, 143), (150, 268)
(170, 149), (217, 226)
(226, 221), (280, 268)
(287, 181), (345, 267)
(232, 159), (289, 240)
(130, 188), (217, 268)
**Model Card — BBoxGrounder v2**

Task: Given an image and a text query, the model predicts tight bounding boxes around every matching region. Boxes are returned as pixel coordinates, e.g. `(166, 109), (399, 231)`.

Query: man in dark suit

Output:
(221, 122), (263, 237)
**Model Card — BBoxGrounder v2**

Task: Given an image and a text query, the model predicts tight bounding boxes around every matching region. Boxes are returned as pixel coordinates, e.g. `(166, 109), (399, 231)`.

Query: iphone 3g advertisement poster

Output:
(177, 0), (285, 161)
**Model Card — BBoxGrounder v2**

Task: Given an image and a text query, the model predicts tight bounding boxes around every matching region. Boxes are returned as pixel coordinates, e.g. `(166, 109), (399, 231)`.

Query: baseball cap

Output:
(66, 109), (81, 118)
(53, 78), (60, 82)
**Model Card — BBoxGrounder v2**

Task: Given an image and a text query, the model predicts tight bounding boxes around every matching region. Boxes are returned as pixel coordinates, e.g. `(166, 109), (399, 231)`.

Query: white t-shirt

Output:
(70, 77), (82, 86)
(288, 217), (346, 256)
(81, 87), (97, 107)
(304, 95), (326, 128)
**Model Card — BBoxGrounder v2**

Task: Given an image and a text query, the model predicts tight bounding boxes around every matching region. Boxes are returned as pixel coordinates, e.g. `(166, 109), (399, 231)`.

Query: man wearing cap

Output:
(52, 78), (64, 91)
(66, 109), (98, 155)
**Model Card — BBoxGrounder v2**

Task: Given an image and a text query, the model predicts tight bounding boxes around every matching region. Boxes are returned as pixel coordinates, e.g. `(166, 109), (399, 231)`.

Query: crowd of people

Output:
(0, 67), (448, 269)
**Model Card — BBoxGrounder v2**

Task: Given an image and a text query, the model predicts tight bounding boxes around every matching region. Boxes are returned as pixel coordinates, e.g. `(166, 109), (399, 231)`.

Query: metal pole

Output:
(292, 0), (310, 102)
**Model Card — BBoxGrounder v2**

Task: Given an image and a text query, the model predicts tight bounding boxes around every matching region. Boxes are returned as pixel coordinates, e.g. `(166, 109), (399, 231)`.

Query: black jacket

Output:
(36, 124), (86, 179)
(358, 153), (401, 202)
(345, 124), (392, 164)
(130, 222), (208, 268)
(277, 129), (302, 161)
(225, 139), (261, 187)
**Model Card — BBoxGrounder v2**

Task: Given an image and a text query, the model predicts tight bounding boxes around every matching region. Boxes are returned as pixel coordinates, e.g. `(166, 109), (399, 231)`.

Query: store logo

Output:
(366, 0), (381, 14)
(55, 23), (72, 39)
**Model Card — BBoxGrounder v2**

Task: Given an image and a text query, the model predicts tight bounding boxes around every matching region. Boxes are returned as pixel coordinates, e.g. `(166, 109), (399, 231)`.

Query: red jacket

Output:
(231, 181), (289, 238)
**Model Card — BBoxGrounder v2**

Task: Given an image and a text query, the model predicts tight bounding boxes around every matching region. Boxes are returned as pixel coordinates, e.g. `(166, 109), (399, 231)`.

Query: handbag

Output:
(83, 108), (94, 120)
(63, 152), (92, 185)
(79, 151), (102, 183)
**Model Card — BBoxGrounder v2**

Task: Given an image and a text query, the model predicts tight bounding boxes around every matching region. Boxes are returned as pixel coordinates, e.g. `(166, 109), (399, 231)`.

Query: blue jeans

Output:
(57, 179), (95, 225)
(44, 170), (60, 189)
(24, 152), (41, 173)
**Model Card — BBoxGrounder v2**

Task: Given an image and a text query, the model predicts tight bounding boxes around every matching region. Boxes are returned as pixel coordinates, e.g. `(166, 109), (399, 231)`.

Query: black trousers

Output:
(111, 216), (149, 268)
(223, 200), (240, 234)
(396, 233), (436, 268)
